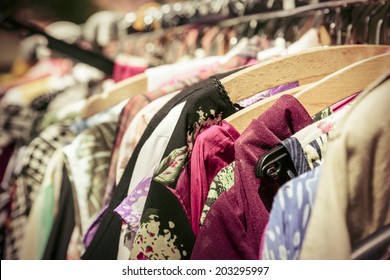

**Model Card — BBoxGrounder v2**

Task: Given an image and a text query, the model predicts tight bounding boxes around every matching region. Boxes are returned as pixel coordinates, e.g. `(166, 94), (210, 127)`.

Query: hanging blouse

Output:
(191, 95), (313, 260)
(259, 106), (351, 260)
(103, 47), (259, 208)
(63, 121), (117, 259)
(300, 73), (390, 260)
(81, 70), (240, 260)
(114, 92), (179, 187)
(42, 165), (75, 260)
(129, 76), (237, 260)
(4, 122), (75, 260)
(261, 167), (322, 260)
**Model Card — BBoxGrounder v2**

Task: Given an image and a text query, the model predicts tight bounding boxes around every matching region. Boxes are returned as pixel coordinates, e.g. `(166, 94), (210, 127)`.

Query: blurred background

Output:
(0, 0), (175, 72)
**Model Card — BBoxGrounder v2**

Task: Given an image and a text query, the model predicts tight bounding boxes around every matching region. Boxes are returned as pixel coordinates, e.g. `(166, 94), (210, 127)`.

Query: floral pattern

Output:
(153, 147), (188, 187)
(186, 108), (223, 154)
(130, 209), (186, 260)
(114, 177), (152, 232)
(153, 107), (224, 188)
(134, 102), (234, 259)
(200, 162), (235, 225)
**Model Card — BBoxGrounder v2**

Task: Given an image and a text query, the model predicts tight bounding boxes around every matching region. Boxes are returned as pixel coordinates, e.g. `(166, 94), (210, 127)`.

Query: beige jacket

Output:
(300, 72), (390, 259)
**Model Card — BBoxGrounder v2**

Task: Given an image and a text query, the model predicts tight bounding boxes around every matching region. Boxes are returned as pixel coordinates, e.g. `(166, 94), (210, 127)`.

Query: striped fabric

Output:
(63, 121), (117, 259)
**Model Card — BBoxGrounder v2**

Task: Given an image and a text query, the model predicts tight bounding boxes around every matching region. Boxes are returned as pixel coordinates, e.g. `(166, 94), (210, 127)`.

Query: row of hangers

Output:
(80, 0), (389, 119)
(83, 44), (390, 163)
(1, 2), (389, 198)
(1, 1), (387, 73)
(82, 44), (389, 182)
(115, 0), (388, 67)
(223, 0), (390, 45)
(0, 16), (115, 75)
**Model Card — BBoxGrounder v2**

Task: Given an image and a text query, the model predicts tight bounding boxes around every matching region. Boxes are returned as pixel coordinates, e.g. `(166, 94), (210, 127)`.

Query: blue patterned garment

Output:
(261, 166), (321, 260)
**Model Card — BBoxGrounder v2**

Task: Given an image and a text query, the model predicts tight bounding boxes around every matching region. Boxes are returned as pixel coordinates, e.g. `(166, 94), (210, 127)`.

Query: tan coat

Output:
(300, 72), (390, 259)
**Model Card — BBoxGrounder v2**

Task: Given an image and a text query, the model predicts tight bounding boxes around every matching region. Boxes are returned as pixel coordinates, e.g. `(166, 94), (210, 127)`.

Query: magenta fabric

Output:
(112, 62), (147, 83)
(172, 121), (240, 237)
(330, 93), (359, 112)
(191, 95), (313, 260)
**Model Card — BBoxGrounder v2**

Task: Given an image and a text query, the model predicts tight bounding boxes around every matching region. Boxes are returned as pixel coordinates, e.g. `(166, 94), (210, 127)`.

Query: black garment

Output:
(133, 77), (236, 260)
(43, 166), (75, 260)
(82, 70), (239, 260)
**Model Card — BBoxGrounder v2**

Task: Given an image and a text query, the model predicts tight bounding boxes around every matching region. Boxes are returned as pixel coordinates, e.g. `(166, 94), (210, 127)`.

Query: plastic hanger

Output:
(221, 44), (389, 114)
(256, 52), (390, 184)
(255, 144), (298, 185)
(79, 72), (147, 119)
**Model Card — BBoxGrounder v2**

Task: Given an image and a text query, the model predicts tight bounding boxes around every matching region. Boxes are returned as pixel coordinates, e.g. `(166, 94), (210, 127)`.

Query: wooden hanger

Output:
(225, 83), (314, 132)
(221, 44), (389, 104)
(79, 72), (147, 119)
(293, 52), (390, 115)
(227, 52), (390, 133)
(255, 52), (390, 185)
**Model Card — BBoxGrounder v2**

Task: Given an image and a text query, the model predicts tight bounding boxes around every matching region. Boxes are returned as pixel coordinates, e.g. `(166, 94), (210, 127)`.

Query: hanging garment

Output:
(199, 97), (345, 226)
(261, 166), (321, 260)
(20, 150), (65, 259)
(4, 121), (75, 260)
(127, 75), (240, 260)
(300, 72), (390, 260)
(116, 120), (239, 241)
(103, 45), (260, 208)
(42, 165), (75, 260)
(63, 121), (118, 259)
(181, 121), (240, 236)
(191, 95), (313, 260)
(112, 101), (187, 260)
(82, 70), (240, 260)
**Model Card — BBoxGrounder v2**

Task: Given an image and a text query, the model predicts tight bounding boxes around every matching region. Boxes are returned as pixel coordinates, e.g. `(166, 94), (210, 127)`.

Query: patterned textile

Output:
(114, 102), (186, 260)
(20, 150), (65, 259)
(300, 74), (390, 260)
(237, 82), (299, 108)
(199, 106), (340, 225)
(4, 122), (75, 259)
(128, 75), (238, 260)
(102, 43), (261, 207)
(191, 95), (313, 260)
(114, 177), (152, 233)
(0, 104), (39, 147)
(200, 162), (235, 225)
(63, 121), (117, 259)
(261, 167), (321, 260)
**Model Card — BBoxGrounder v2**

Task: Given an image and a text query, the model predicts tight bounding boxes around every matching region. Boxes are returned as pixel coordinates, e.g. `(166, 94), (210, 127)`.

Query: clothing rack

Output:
(121, 0), (323, 33)
(0, 16), (114, 75)
(219, 0), (370, 26)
